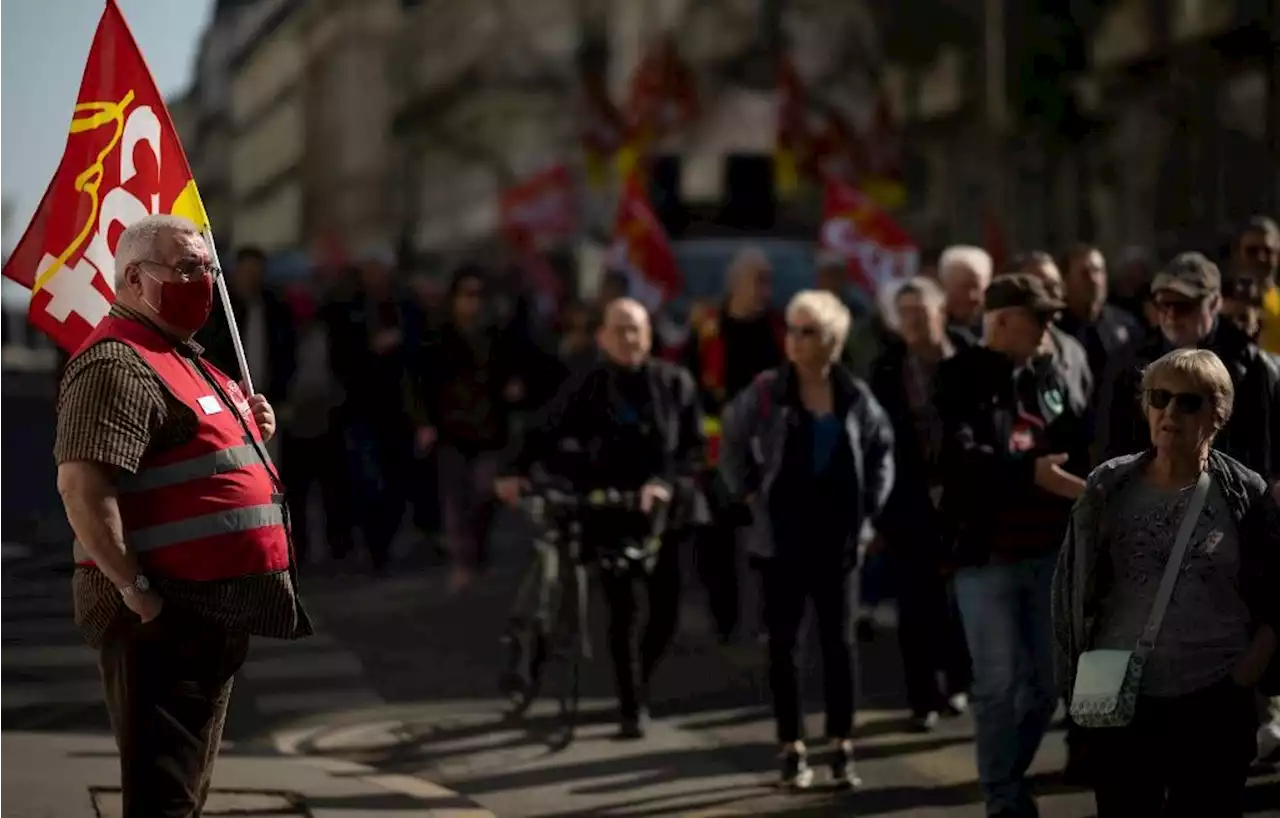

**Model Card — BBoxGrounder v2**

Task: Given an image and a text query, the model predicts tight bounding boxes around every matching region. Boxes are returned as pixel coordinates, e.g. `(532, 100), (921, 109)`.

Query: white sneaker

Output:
(1257, 720), (1280, 765)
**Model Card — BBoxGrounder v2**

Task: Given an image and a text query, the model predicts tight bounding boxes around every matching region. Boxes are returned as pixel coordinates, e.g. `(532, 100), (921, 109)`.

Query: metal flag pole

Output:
(203, 229), (255, 396)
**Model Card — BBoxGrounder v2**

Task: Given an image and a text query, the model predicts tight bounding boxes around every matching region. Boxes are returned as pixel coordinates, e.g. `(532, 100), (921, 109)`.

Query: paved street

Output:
(4, 510), (1280, 816)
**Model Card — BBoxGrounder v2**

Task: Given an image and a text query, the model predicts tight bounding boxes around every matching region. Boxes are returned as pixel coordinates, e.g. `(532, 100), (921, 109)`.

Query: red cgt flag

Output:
(2, 0), (210, 352)
(608, 172), (682, 310)
(819, 174), (918, 299)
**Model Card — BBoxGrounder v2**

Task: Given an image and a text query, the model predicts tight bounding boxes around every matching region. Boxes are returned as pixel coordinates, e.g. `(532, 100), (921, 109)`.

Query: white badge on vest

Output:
(197, 395), (223, 416)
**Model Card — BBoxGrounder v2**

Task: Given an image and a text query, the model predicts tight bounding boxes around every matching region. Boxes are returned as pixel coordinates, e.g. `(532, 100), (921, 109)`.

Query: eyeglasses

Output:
(138, 259), (219, 281)
(786, 324), (820, 339)
(1147, 388), (1206, 414)
(1152, 298), (1200, 317)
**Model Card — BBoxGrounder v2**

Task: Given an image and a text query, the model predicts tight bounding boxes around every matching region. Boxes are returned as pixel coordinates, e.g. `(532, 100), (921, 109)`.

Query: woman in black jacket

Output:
(720, 290), (894, 791)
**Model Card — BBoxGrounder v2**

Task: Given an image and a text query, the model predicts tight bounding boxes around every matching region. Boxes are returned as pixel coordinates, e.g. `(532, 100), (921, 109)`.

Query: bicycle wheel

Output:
(543, 562), (587, 749)
(499, 550), (557, 717)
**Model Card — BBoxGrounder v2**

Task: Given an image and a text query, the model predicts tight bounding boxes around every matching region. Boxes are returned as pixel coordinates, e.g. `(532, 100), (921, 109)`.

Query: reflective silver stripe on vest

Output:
(117, 443), (261, 494)
(73, 503), (284, 561)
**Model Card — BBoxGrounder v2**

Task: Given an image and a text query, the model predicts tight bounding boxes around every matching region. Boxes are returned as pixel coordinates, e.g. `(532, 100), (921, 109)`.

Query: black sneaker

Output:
(615, 709), (648, 740)
(779, 746), (814, 790)
(910, 711), (941, 733)
(830, 740), (862, 789)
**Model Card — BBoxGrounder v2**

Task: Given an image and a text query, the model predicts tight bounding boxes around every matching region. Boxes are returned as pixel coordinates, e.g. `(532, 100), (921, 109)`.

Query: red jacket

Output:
(70, 315), (290, 581)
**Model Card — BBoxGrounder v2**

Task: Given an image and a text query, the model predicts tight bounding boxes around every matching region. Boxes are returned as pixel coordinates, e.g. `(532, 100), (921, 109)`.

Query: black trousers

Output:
(760, 554), (858, 743)
(892, 548), (971, 716)
(598, 537), (682, 720)
(692, 521), (739, 642)
(1090, 676), (1258, 818)
(281, 431), (355, 562)
(99, 605), (249, 817)
(346, 416), (412, 567)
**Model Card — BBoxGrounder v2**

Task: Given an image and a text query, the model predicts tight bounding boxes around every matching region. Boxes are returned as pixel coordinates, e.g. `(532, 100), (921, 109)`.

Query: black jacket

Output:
(198, 288), (297, 402)
(406, 322), (517, 453)
(1057, 303), (1142, 395)
(935, 345), (1093, 566)
(501, 358), (706, 518)
(719, 364), (895, 563)
(868, 330), (974, 557)
(1098, 319), (1280, 479)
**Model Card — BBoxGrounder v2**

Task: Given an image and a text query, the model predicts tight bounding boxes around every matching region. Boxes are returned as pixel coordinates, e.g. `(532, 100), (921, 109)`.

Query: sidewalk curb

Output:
(273, 723), (498, 818)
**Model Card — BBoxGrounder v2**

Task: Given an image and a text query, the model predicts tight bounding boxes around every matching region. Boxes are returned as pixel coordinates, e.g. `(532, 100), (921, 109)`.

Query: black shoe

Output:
(616, 709), (648, 740)
(830, 740), (862, 789)
(910, 711), (940, 733)
(779, 746), (814, 790)
(855, 617), (875, 643)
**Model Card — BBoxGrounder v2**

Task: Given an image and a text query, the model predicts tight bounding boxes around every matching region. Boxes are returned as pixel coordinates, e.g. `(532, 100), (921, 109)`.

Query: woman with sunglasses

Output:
(1053, 347), (1280, 817)
(719, 290), (895, 791)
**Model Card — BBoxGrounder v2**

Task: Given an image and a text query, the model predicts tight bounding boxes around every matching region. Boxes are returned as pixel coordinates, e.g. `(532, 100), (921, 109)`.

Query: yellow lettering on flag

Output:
(33, 91), (135, 294)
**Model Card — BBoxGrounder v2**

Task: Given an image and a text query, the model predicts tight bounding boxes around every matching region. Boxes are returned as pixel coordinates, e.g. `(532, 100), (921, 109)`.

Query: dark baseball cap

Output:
(984, 273), (1065, 314)
(1151, 252), (1221, 299)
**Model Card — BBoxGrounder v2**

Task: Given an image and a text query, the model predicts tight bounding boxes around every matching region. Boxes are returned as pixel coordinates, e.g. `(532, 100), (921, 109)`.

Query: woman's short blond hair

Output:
(786, 290), (851, 362)
(1140, 348), (1235, 431)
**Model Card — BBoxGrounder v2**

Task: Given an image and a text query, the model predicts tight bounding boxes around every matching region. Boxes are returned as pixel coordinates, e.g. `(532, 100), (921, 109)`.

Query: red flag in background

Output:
(819, 174), (918, 299)
(3, 0), (210, 351)
(579, 67), (627, 188)
(616, 36), (698, 179)
(609, 172), (682, 310)
(774, 56), (811, 199)
(499, 164), (577, 249)
(861, 93), (906, 210)
(499, 165), (577, 310)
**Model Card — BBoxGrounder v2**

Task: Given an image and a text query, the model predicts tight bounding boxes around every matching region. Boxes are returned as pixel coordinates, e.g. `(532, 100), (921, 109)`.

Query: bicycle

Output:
(498, 479), (671, 748)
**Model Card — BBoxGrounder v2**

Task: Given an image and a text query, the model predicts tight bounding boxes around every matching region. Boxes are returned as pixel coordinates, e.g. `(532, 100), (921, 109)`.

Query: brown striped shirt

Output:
(56, 304), (310, 647)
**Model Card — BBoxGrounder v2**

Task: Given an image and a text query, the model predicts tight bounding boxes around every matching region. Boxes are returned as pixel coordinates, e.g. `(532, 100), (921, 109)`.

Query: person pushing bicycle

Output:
(495, 297), (706, 739)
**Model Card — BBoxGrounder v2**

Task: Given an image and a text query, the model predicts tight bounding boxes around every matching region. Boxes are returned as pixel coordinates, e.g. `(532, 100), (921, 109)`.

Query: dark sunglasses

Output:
(1152, 298), (1200, 316)
(1147, 388), (1206, 414)
(786, 324), (820, 339)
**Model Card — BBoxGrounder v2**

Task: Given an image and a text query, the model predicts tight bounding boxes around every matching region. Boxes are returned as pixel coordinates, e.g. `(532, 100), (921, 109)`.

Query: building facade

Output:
(227, 0), (307, 252)
(882, 0), (1279, 260)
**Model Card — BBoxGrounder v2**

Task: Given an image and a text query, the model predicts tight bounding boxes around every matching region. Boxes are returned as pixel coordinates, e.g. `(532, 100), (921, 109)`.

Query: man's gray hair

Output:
(879, 275), (946, 332)
(939, 245), (993, 289)
(113, 214), (202, 290)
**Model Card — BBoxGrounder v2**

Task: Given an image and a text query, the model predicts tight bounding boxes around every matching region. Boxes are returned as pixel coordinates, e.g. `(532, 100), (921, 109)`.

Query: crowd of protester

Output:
(196, 214), (1280, 817)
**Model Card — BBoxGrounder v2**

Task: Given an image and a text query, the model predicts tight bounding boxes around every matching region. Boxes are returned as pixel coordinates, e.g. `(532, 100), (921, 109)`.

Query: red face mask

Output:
(142, 271), (214, 334)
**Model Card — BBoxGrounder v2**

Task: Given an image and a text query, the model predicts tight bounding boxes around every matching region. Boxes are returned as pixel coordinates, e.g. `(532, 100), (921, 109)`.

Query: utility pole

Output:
(984, 0), (1009, 245)
(1268, 0), (1280, 213)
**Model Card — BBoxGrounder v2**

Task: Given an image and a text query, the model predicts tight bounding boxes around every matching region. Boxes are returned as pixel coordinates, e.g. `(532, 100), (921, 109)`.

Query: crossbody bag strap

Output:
(1137, 470), (1212, 655)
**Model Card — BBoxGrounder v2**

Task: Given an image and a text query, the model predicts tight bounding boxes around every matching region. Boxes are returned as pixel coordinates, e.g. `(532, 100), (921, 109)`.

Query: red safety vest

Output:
(69, 315), (290, 581)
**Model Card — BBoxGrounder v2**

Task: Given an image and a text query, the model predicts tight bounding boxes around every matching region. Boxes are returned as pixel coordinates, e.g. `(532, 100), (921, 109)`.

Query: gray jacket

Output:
(1051, 449), (1280, 702)
(718, 365), (895, 561)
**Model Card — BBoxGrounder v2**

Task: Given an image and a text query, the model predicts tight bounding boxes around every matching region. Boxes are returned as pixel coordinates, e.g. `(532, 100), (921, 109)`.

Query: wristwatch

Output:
(118, 573), (151, 598)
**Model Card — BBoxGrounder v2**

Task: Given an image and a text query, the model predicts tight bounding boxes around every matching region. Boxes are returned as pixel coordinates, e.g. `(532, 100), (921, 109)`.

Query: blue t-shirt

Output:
(812, 413), (842, 474)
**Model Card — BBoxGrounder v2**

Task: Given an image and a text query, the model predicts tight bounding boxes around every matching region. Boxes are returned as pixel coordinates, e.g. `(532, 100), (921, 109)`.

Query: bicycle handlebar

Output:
(516, 484), (666, 516)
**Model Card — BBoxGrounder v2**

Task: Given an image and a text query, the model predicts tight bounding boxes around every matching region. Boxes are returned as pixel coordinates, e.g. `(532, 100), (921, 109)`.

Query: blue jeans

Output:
(954, 553), (1058, 816)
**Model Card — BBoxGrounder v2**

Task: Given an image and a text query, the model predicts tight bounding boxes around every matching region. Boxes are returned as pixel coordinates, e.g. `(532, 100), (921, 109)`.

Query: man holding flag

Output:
(4, 3), (309, 814)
